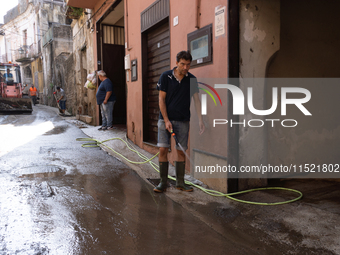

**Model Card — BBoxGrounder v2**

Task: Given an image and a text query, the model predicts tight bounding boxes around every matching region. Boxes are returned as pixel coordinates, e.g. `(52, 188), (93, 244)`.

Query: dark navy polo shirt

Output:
(157, 68), (199, 121)
(96, 78), (117, 105)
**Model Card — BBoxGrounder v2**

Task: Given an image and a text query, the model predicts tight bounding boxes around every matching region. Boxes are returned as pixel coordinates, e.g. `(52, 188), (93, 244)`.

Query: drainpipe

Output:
(125, 0), (131, 51)
(195, 0), (201, 29)
(50, 39), (54, 106)
(227, 0), (240, 192)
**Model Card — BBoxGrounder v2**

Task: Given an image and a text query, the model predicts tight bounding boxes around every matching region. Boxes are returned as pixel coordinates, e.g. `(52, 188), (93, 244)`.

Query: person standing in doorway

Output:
(154, 51), (205, 193)
(56, 87), (66, 116)
(96, 70), (116, 130)
(29, 84), (38, 106)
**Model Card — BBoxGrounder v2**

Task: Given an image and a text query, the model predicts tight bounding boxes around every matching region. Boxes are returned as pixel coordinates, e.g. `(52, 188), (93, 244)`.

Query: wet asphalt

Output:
(0, 105), (251, 255)
(2, 105), (339, 255)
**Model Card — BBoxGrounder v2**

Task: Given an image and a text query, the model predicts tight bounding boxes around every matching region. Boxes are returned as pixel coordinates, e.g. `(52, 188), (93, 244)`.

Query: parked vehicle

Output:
(0, 62), (32, 113)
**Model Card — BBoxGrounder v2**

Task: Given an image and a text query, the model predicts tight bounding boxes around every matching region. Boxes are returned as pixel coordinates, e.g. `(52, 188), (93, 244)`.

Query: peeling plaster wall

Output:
(239, 0), (280, 189)
(55, 52), (74, 113)
(40, 2), (69, 106)
(243, 19), (266, 43)
(266, 0), (340, 167)
(65, 53), (76, 113)
(52, 25), (73, 109)
(42, 24), (72, 106)
(42, 40), (51, 103)
(240, 0), (340, 187)
(71, 11), (96, 124)
(3, 0), (29, 24)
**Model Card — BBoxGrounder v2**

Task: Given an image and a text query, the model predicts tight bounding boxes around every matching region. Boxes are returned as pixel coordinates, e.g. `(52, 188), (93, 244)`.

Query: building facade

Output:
(67, 0), (231, 192)
(66, 0), (340, 193)
(1, 0), (72, 108)
(2, 0), (37, 86)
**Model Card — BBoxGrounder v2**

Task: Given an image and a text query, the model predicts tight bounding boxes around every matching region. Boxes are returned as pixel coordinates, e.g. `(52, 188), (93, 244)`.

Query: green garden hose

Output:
(77, 137), (303, 205)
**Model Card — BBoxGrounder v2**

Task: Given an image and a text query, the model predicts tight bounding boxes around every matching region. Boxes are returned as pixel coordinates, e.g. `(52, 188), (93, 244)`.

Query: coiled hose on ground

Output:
(77, 137), (303, 205)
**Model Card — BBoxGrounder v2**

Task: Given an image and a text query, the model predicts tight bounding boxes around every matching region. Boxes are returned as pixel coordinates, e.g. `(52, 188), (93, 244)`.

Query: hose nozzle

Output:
(170, 130), (180, 145)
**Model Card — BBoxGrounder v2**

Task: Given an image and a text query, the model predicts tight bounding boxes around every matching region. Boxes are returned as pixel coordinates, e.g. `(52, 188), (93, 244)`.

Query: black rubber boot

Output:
(153, 162), (169, 193)
(175, 161), (193, 192)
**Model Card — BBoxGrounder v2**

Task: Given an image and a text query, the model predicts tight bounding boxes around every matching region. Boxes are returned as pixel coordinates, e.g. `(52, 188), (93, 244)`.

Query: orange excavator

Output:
(0, 62), (32, 114)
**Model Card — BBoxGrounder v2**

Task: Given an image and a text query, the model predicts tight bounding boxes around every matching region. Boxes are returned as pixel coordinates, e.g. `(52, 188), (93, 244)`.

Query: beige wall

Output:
(239, 0), (280, 189)
(239, 0), (340, 187)
(71, 10), (97, 124)
(266, 0), (340, 168)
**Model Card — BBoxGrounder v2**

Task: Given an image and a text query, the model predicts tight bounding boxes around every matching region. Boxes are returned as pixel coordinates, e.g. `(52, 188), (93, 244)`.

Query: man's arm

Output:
(103, 91), (112, 104)
(58, 91), (64, 100)
(193, 93), (205, 135)
(159, 90), (172, 132)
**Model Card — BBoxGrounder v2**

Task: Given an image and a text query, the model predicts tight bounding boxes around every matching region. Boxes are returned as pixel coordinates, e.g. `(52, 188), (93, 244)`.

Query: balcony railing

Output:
(42, 27), (53, 47)
(14, 42), (40, 63)
(14, 45), (31, 62)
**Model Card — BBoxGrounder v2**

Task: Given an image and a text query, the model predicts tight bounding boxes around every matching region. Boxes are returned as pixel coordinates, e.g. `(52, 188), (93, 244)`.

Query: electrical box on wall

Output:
(124, 54), (131, 70)
(173, 16), (179, 26)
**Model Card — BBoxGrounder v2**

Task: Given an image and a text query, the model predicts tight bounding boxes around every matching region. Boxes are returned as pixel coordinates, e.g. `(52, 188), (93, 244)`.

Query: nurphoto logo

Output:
(199, 83), (312, 128)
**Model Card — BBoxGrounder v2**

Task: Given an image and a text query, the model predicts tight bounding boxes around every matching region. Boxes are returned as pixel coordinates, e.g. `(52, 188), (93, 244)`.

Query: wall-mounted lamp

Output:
(18, 47), (24, 54)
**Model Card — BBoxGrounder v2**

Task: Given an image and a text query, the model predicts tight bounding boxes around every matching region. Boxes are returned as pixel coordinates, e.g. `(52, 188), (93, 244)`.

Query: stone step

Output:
(76, 114), (93, 124)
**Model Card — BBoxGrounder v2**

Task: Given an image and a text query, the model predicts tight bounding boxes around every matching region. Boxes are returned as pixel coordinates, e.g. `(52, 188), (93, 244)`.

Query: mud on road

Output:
(1, 105), (339, 255)
(0, 105), (253, 255)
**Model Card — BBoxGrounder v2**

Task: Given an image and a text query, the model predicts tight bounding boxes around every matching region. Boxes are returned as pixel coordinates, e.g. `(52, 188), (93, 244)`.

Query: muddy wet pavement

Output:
(0, 105), (257, 255)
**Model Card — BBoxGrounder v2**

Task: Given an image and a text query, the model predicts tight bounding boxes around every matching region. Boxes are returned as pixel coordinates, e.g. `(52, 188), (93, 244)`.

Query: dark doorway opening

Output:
(96, 0), (126, 126)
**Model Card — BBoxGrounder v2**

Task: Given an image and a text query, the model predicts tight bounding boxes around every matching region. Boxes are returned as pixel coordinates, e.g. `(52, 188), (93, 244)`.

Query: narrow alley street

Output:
(1, 0), (340, 254)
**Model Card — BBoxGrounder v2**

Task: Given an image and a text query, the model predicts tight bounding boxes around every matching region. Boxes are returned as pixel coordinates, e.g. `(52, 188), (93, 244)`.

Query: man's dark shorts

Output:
(59, 100), (66, 110)
(157, 119), (189, 151)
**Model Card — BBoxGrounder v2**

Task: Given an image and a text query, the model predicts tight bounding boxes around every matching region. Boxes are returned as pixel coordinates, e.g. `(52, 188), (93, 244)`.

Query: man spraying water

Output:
(155, 51), (205, 193)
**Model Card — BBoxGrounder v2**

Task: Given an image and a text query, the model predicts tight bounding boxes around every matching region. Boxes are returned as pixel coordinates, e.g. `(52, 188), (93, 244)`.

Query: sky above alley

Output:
(0, 0), (19, 24)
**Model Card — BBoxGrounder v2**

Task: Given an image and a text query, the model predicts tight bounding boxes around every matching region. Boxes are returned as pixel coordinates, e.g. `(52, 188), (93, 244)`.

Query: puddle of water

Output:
(43, 125), (68, 135)
(147, 178), (176, 187)
(39, 146), (57, 154)
(17, 165), (66, 178)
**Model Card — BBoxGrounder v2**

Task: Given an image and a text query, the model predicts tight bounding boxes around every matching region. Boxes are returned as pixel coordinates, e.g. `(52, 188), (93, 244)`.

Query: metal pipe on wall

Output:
(195, 0), (201, 29)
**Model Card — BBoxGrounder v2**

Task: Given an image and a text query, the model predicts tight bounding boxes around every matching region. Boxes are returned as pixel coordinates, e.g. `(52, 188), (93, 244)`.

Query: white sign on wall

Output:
(215, 6), (226, 38)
